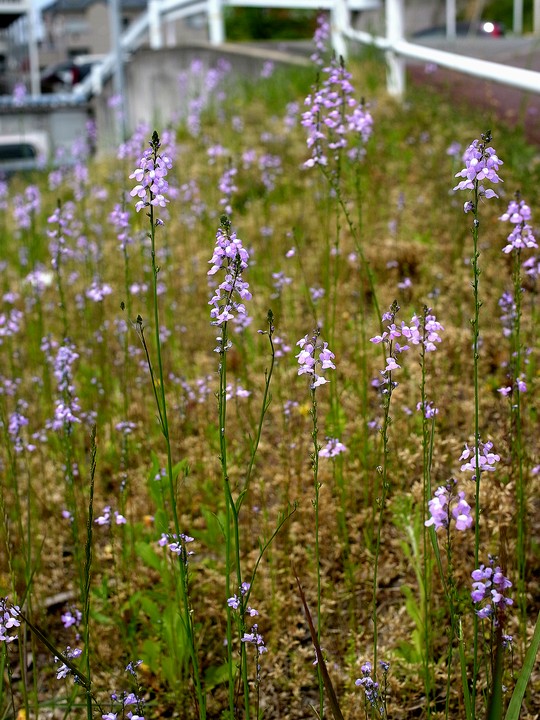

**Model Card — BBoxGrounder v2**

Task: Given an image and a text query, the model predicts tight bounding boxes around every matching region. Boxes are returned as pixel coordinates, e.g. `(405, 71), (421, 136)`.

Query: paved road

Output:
(406, 36), (540, 144)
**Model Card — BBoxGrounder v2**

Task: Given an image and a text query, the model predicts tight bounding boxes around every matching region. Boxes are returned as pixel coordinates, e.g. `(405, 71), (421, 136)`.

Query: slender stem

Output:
(372, 301), (399, 679)
(310, 385), (324, 719)
(511, 248), (526, 639)
(83, 425), (97, 720)
(471, 179), (481, 715)
(420, 318), (432, 719)
(139, 134), (205, 718)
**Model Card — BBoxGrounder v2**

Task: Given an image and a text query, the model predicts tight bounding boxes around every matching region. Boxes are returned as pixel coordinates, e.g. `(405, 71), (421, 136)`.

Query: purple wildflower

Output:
(500, 196), (537, 253)
(208, 217), (251, 342)
(129, 131), (172, 214)
(54, 646), (82, 680)
(0, 598), (21, 643)
(158, 532), (194, 564)
(453, 131), (503, 205)
(125, 659), (143, 676)
(47, 201), (77, 271)
(302, 58), (373, 169)
(86, 280), (113, 302)
(319, 437), (347, 458)
(49, 341), (81, 432)
(425, 481), (473, 532)
(95, 506), (127, 526)
(446, 141), (461, 157)
(311, 13), (331, 66)
(459, 441), (500, 476)
(416, 400), (438, 419)
(218, 164), (237, 216)
(471, 559), (513, 619)
(12, 82), (27, 106)
(61, 607), (82, 630)
(355, 659), (388, 714)
(296, 329), (335, 389)
(110, 204), (132, 250)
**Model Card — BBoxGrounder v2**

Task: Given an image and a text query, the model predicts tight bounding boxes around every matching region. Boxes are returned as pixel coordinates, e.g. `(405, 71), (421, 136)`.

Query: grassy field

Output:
(0, 30), (539, 720)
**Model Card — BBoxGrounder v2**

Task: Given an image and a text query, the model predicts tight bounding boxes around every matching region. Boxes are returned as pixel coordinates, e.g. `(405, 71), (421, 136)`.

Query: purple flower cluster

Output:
(110, 204), (132, 251)
(208, 218), (251, 336)
(55, 645), (82, 680)
(453, 132), (503, 205)
(218, 165), (237, 216)
(296, 330), (335, 389)
(95, 506), (127, 526)
(129, 132), (172, 213)
(13, 185), (41, 231)
(310, 13), (330, 66)
(50, 341), (81, 431)
(355, 660), (389, 715)
(471, 559), (513, 619)
(370, 308), (444, 367)
(241, 624), (267, 654)
(302, 59), (373, 169)
(0, 598), (21, 644)
(227, 581), (258, 617)
(0, 308), (23, 344)
(499, 197), (537, 254)
(459, 441), (500, 477)
(8, 401), (35, 454)
(47, 201), (76, 271)
(61, 607), (82, 630)
(416, 400), (438, 419)
(425, 482), (473, 532)
(319, 437), (347, 458)
(498, 290), (516, 338)
(86, 280), (113, 303)
(104, 686), (145, 720)
(158, 532), (194, 565)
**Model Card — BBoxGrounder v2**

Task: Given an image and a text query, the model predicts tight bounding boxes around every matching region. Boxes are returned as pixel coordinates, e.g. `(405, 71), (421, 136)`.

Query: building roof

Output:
(43, 0), (148, 14)
(0, 0), (27, 29)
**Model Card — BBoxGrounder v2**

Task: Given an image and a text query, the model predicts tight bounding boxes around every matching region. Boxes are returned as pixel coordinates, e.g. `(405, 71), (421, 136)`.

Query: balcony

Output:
(0, 0), (28, 29)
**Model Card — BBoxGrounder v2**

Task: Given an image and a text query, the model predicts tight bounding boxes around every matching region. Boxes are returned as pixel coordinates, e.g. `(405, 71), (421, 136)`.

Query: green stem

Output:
(310, 385), (324, 719)
(471, 179), (481, 715)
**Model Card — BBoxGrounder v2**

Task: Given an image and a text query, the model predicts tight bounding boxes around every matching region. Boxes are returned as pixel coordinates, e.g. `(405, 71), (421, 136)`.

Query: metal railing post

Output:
(149, 0), (163, 49)
(446, 0), (456, 40)
(331, 0), (349, 60)
(385, 0), (405, 97)
(208, 0), (225, 44)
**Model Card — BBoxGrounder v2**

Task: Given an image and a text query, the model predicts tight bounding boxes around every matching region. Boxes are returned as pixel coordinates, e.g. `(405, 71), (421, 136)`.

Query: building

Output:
(40, 0), (148, 67)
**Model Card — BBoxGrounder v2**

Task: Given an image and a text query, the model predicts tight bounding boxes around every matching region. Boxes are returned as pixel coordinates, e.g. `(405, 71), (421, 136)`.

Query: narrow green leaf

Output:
(458, 618), (473, 720)
(505, 612), (540, 720)
(294, 569), (345, 720)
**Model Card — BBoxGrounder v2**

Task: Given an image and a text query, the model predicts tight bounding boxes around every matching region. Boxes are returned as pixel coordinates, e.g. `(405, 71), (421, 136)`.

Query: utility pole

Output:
(109, 0), (126, 142)
(27, 0), (41, 95)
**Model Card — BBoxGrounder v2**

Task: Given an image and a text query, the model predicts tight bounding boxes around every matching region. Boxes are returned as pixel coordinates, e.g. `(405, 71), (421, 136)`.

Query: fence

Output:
(72, 0), (540, 101)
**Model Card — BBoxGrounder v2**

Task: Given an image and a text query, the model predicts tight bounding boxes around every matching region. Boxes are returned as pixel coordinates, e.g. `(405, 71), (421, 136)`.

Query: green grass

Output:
(0, 51), (538, 720)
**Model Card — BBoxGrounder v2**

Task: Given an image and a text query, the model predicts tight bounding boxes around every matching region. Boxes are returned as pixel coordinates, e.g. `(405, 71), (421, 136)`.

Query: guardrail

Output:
(340, 0), (540, 97)
(65, 0), (540, 104)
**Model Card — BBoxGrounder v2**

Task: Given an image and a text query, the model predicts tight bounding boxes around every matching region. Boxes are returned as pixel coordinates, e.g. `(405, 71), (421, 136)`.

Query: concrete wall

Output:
(0, 102), (91, 158)
(92, 43), (309, 151)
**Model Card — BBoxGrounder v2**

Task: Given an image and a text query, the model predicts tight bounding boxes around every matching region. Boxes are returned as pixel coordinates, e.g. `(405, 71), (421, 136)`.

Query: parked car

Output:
(0, 132), (49, 175)
(40, 55), (104, 94)
(412, 21), (506, 39)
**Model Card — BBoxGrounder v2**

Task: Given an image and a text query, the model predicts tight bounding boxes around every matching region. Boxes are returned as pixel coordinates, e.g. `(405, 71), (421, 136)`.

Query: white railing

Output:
(341, 0), (540, 96)
(73, 0), (540, 101)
